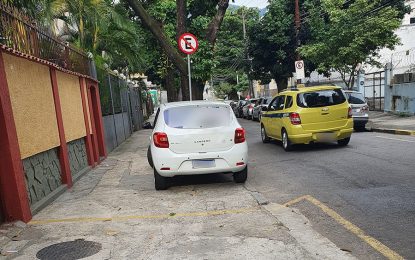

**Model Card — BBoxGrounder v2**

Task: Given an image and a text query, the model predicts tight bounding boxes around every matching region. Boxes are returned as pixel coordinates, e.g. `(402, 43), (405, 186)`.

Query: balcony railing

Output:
(0, 3), (91, 76)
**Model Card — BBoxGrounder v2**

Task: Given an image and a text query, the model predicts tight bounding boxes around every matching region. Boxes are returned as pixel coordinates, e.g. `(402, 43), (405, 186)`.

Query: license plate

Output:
(192, 159), (216, 169)
(316, 132), (336, 142)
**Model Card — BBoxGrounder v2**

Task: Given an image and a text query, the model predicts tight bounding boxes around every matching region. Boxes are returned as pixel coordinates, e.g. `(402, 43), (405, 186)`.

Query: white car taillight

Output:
(348, 107), (353, 118)
(234, 128), (246, 144)
(153, 132), (169, 148)
(289, 113), (301, 125)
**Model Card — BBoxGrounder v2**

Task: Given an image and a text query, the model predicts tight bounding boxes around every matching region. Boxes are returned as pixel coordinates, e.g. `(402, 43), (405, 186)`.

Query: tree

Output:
(212, 7), (257, 99)
(247, 0), (297, 92)
(124, 0), (233, 100)
(299, 0), (409, 89)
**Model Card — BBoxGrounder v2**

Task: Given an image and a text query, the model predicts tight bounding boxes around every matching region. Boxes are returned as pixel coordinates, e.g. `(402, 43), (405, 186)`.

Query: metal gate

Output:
(364, 71), (385, 111)
(129, 87), (143, 131)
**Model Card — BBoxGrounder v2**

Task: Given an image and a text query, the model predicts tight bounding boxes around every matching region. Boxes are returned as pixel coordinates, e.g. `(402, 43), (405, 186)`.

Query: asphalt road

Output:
(240, 118), (415, 260)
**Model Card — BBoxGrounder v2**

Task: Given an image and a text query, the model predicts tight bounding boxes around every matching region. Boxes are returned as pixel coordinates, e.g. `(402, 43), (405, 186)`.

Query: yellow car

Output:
(260, 85), (353, 151)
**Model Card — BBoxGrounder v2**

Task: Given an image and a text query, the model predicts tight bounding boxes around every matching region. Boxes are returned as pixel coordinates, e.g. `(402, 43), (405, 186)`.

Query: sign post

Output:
(178, 33), (199, 101)
(295, 60), (305, 84)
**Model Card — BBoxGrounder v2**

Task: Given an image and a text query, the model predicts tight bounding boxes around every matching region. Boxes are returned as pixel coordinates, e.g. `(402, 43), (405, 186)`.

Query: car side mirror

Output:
(262, 106), (268, 112)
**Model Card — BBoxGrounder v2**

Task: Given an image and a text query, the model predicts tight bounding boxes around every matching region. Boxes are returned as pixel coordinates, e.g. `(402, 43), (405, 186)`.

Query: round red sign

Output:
(178, 33), (199, 55)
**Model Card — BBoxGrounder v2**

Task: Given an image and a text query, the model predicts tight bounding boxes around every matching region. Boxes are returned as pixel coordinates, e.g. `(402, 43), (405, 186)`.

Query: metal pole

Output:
(187, 54), (192, 101)
(295, 0), (302, 84)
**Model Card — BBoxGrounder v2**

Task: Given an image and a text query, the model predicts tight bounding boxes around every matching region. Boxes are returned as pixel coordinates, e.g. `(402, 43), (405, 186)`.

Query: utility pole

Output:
(242, 8), (254, 98)
(294, 0), (302, 85)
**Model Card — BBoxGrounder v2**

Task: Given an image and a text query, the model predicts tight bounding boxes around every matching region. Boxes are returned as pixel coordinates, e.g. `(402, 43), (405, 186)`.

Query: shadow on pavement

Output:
(170, 173), (234, 188)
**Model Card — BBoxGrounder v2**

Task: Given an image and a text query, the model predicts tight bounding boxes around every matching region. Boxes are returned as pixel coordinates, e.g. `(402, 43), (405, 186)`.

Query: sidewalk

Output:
(367, 111), (415, 135)
(2, 129), (354, 259)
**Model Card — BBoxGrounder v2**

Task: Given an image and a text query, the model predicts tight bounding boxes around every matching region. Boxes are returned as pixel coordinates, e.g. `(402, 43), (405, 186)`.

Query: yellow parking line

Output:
(29, 207), (258, 225)
(283, 195), (310, 207)
(284, 195), (404, 260)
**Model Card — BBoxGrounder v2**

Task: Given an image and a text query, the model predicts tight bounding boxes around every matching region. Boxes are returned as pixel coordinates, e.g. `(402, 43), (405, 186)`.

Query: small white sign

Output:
(295, 60), (305, 80)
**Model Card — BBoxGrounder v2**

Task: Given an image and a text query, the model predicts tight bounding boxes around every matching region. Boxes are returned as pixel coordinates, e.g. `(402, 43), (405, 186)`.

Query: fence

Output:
(364, 71), (385, 111)
(0, 3), (90, 76)
(97, 69), (153, 153)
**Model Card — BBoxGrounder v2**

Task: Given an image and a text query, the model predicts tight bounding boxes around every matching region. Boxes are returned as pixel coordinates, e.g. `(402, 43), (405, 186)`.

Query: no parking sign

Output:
(295, 60), (305, 80)
(178, 33), (199, 101)
(178, 33), (199, 55)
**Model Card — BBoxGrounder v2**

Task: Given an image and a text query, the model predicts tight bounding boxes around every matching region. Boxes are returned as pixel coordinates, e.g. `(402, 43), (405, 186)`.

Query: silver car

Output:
(242, 99), (258, 119)
(252, 97), (272, 121)
(345, 91), (369, 131)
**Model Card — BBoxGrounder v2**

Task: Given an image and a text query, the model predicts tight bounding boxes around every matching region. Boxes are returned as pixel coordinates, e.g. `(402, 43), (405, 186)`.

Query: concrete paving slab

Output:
(6, 129), (356, 259)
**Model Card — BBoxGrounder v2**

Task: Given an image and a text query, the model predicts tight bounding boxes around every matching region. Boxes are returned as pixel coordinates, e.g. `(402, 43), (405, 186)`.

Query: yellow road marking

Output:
(283, 195), (310, 207)
(284, 195), (404, 260)
(29, 207), (258, 225)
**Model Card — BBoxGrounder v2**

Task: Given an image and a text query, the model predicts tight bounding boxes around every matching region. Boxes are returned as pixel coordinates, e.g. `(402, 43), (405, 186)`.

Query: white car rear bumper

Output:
(152, 143), (248, 177)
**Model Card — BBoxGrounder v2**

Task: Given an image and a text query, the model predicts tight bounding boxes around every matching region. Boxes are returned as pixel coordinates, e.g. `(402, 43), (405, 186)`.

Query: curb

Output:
(369, 127), (415, 136)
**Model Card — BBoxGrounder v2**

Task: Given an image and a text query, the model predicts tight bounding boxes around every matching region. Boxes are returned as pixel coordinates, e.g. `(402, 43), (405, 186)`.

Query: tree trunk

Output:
(125, 0), (187, 75)
(276, 78), (288, 93)
(180, 74), (190, 101)
(176, 0), (186, 39)
(165, 64), (177, 102)
(206, 0), (230, 45)
(193, 80), (205, 100)
(176, 0), (189, 100)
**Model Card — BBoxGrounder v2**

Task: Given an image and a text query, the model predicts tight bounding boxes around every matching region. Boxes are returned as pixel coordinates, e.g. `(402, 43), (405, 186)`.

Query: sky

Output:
(233, 0), (269, 9)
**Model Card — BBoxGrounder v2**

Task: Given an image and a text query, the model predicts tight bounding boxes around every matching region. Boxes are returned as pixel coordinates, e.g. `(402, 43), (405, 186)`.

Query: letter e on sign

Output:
(178, 33), (199, 55)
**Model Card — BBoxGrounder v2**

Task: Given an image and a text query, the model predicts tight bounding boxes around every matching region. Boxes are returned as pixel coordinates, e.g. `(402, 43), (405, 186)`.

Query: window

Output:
(269, 97), (279, 110)
(410, 17), (415, 24)
(263, 98), (270, 105)
(346, 92), (366, 104)
(275, 95), (286, 111)
(285, 96), (293, 109)
(297, 89), (346, 108)
(164, 105), (231, 129)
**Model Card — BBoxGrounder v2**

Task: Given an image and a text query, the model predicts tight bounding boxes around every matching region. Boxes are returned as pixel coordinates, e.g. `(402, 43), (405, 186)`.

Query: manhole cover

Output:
(36, 239), (101, 260)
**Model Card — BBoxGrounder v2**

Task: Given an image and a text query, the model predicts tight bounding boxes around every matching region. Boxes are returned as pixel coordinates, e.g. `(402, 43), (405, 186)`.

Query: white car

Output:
(148, 101), (248, 190)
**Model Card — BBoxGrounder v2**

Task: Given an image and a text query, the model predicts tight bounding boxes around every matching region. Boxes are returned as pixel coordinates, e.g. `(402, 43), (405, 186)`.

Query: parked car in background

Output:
(148, 101), (248, 190)
(260, 86), (353, 151)
(253, 97), (272, 121)
(234, 100), (247, 118)
(242, 98), (258, 119)
(344, 90), (369, 131)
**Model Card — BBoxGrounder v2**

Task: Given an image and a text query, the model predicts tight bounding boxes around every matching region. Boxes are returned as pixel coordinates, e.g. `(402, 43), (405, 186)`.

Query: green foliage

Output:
(212, 7), (258, 97)
(7, 0), (152, 74)
(247, 0), (296, 91)
(213, 72), (249, 99)
(300, 0), (407, 88)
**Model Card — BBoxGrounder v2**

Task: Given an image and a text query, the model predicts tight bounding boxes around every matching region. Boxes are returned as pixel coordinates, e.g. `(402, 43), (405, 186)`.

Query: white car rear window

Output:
(164, 105), (231, 129)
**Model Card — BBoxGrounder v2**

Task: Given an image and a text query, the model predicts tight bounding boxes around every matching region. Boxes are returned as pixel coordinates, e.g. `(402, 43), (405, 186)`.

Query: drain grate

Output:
(36, 239), (102, 260)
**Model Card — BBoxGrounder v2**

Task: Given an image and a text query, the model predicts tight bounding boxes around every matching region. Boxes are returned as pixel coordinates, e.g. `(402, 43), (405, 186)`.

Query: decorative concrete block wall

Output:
(67, 138), (88, 176)
(22, 149), (62, 205)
